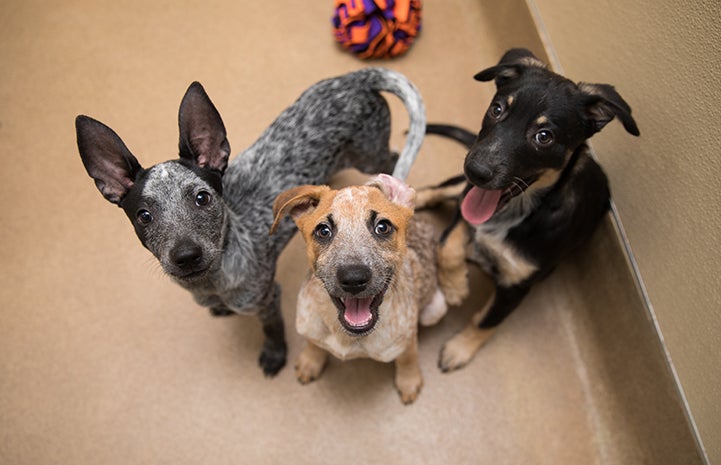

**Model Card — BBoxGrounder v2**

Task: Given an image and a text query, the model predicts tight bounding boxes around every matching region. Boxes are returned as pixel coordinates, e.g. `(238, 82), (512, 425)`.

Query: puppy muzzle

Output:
(327, 264), (392, 336)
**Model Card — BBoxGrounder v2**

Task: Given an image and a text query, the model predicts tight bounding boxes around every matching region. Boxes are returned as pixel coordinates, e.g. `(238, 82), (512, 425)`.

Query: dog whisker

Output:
(513, 176), (529, 190)
(508, 176), (531, 198)
(145, 257), (169, 280)
(386, 273), (400, 294)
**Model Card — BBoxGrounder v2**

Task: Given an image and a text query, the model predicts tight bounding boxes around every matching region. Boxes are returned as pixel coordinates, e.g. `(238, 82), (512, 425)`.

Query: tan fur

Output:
(294, 339), (329, 384)
(518, 55), (547, 69)
(436, 222), (470, 306)
(438, 292), (496, 372)
(530, 167), (561, 192)
(273, 177), (452, 404)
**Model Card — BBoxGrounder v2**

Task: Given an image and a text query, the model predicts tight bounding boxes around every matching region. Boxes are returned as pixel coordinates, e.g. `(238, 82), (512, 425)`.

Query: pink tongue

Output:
(343, 297), (373, 326)
(461, 186), (502, 225)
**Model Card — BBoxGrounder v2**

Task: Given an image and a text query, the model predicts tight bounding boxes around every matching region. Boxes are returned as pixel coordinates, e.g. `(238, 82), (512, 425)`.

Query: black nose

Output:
(171, 243), (203, 269)
(337, 264), (372, 294)
(464, 157), (494, 186)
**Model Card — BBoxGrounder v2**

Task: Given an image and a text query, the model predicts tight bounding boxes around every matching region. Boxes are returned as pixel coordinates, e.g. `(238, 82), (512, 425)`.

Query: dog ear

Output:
(579, 83), (640, 136)
(178, 82), (231, 174)
(75, 115), (143, 205)
(270, 185), (330, 235)
(366, 174), (416, 209)
(474, 48), (546, 84)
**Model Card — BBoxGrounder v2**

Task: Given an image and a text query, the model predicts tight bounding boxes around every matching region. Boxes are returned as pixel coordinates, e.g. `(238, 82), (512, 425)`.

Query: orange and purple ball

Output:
(332, 0), (422, 59)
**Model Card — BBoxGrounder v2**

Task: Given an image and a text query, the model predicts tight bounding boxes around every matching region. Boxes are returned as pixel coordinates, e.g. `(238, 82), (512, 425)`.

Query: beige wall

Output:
(528, 0), (721, 462)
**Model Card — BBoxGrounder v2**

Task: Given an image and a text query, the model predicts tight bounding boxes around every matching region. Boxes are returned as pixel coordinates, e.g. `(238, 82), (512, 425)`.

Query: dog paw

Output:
(437, 265), (470, 307)
(438, 327), (494, 373)
(295, 362), (323, 385)
(259, 344), (287, 377)
(395, 371), (423, 405)
(442, 282), (470, 307)
(294, 344), (328, 384)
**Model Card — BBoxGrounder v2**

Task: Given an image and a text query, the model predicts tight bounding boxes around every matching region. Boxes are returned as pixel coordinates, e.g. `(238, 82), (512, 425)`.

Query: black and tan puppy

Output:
(418, 48), (640, 371)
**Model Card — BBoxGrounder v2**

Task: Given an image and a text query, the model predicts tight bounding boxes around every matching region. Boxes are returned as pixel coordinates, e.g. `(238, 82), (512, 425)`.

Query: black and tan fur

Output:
(418, 48), (640, 371)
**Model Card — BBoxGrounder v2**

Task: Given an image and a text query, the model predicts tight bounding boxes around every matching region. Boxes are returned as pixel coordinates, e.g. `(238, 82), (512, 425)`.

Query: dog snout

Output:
(171, 242), (203, 269)
(337, 264), (372, 294)
(464, 157), (494, 186)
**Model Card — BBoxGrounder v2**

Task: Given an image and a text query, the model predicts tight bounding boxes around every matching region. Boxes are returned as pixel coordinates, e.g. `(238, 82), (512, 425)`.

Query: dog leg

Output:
(439, 285), (529, 372)
(394, 337), (423, 404)
(438, 313), (495, 373)
(437, 222), (470, 307)
(414, 178), (466, 209)
(257, 283), (288, 376)
(295, 341), (330, 384)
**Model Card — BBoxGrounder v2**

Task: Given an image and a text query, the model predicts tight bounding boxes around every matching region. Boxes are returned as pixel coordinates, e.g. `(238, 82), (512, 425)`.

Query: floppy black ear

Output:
(579, 83), (640, 136)
(178, 82), (231, 174)
(75, 115), (143, 205)
(474, 48), (546, 83)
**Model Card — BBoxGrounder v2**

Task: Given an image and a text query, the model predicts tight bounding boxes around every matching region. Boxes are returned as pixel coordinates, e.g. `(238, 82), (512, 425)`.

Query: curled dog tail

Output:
(361, 67), (426, 181)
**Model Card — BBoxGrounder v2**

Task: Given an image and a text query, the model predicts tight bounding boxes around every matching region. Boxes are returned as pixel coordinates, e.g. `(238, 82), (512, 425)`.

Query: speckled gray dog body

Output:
(75, 68), (426, 375)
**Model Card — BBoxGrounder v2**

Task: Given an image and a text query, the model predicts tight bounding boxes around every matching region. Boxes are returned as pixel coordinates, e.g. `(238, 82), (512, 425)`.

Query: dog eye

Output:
(374, 220), (393, 237)
(489, 102), (504, 118)
(195, 191), (212, 207)
(314, 224), (333, 240)
(137, 209), (153, 225)
(534, 130), (554, 145)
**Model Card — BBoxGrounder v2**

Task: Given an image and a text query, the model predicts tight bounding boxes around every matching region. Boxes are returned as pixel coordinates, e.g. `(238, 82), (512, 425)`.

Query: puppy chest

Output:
(471, 230), (537, 287)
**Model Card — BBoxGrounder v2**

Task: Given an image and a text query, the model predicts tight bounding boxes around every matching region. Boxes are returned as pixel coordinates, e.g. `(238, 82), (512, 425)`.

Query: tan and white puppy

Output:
(271, 174), (460, 404)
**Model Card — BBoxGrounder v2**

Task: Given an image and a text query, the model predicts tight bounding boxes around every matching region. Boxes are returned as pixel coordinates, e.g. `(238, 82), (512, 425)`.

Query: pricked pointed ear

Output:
(270, 185), (331, 235)
(579, 83), (640, 136)
(366, 173), (416, 209)
(178, 82), (231, 173)
(474, 48), (546, 84)
(75, 115), (143, 205)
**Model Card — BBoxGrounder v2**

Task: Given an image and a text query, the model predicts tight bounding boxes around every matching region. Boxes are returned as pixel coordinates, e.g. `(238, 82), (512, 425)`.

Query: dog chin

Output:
(167, 266), (213, 284)
(330, 290), (386, 337)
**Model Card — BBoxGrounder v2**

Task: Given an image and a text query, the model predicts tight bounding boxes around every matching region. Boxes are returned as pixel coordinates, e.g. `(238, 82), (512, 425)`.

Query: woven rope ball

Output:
(332, 0), (422, 59)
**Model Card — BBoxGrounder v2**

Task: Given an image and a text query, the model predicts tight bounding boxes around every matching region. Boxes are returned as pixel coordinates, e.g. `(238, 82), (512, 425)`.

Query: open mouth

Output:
(331, 289), (387, 336)
(460, 176), (537, 226)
